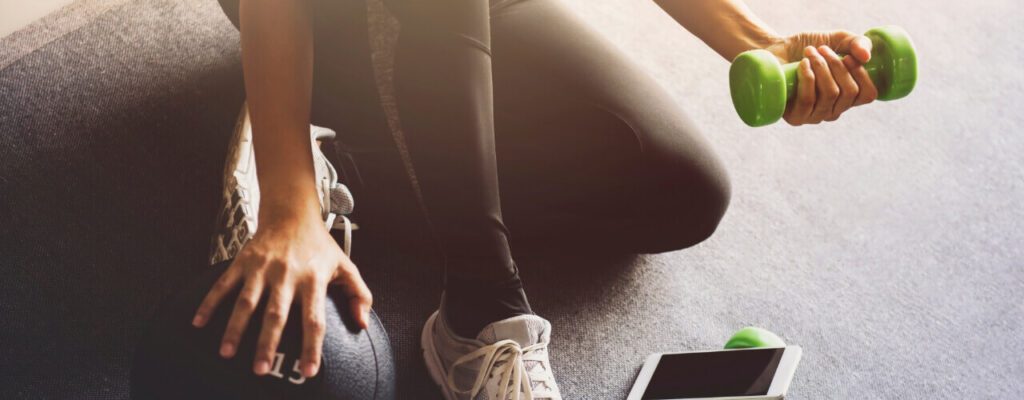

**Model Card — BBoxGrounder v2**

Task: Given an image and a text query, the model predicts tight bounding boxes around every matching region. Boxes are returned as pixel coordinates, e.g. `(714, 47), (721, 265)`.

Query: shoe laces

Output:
(318, 142), (355, 256)
(328, 214), (353, 256)
(448, 339), (560, 400)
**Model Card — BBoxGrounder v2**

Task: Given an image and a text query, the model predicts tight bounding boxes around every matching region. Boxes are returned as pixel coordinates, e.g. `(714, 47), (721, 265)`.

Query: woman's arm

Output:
(654, 0), (780, 61)
(242, 0), (318, 219)
(654, 0), (879, 126)
(192, 0), (373, 380)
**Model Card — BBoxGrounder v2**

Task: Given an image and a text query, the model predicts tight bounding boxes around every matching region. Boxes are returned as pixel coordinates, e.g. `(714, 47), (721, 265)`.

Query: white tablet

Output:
(626, 346), (802, 400)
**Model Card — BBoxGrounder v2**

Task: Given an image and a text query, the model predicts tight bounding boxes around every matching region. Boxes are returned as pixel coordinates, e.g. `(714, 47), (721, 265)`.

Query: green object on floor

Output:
(725, 326), (787, 349)
(729, 25), (918, 127)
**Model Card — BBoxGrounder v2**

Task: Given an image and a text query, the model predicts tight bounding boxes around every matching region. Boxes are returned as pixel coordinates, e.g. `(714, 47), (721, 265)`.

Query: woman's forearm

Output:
(239, 0), (319, 222)
(654, 0), (782, 61)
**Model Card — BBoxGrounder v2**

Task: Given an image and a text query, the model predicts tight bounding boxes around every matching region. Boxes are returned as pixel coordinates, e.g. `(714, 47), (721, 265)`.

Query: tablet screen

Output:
(642, 348), (785, 399)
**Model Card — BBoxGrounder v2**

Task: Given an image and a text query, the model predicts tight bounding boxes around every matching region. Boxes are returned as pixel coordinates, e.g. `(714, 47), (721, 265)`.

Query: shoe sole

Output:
(209, 104), (259, 265)
(421, 311), (457, 400)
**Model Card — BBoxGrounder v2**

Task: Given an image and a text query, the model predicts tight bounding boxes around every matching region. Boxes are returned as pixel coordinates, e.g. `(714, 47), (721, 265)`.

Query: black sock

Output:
(443, 276), (533, 338)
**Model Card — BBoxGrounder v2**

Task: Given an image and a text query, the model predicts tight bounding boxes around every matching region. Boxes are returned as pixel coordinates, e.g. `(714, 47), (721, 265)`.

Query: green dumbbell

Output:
(729, 25), (918, 127)
(725, 326), (786, 349)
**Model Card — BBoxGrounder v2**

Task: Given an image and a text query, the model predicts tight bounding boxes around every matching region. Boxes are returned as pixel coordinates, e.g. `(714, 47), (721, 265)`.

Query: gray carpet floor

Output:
(1, 0), (1022, 399)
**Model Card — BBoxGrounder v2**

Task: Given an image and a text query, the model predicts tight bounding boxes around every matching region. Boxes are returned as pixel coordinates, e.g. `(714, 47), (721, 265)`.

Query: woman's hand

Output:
(764, 31), (879, 126)
(654, 2), (879, 125)
(191, 213), (373, 379)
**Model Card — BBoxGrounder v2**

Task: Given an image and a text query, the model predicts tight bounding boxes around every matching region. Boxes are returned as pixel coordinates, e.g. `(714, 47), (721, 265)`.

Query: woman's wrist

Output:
(744, 34), (785, 60)
(254, 156), (322, 227)
(655, 0), (783, 61)
(762, 34), (795, 62)
(258, 187), (322, 228)
(731, 14), (784, 58)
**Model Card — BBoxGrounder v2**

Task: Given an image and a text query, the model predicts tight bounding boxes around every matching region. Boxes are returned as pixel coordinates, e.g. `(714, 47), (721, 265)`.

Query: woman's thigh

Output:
(489, 0), (731, 252)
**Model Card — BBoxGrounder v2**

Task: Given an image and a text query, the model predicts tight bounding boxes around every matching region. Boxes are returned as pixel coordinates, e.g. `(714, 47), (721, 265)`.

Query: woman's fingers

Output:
(194, 225), (359, 379)
(848, 36), (873, 64)
(830, 30), (872, 63)
(806, 46), (840, 124)
(845, 56), (878, 107)
(193, 261), (243, 328)
(331, 258), (372, 330)
(221, 275), (265, 358)
(784, 58), (816, 126)
(779, 31), (879, 126)
(819, 46), (858, 121)
(299, 280), (327, 378)
(254, 283), (295, 375)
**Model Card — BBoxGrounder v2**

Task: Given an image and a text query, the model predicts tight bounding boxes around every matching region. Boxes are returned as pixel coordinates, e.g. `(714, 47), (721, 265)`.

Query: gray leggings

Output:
(218, 0), (730, 285)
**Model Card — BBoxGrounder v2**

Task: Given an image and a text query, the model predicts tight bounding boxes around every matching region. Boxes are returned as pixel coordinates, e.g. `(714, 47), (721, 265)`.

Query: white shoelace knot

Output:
(448, 338), (560, 400)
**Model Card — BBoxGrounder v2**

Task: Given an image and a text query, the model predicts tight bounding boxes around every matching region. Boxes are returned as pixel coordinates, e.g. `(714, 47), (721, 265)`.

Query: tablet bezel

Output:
(625, 345), (802, 400)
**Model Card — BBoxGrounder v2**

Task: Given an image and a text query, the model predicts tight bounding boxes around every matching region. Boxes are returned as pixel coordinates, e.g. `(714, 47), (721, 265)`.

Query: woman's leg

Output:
(487, 0), (731, 254)
(383, 0), (532, 337)
(221, 0), (532, 338)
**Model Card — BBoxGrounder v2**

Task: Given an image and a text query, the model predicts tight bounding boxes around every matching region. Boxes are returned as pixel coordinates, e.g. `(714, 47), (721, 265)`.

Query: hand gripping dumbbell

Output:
(729, 26), (917, 127)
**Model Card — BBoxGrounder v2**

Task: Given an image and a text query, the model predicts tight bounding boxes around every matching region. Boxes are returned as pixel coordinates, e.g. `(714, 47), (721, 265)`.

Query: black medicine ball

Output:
(131, 260), (395, 400)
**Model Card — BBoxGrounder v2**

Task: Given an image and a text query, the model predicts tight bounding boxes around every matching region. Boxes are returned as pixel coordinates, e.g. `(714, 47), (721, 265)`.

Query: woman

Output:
(193, 0), (877, 398)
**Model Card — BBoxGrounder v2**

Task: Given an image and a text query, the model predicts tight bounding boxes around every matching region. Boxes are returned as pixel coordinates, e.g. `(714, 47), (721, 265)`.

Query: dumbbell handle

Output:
(777, 55), (885, 101)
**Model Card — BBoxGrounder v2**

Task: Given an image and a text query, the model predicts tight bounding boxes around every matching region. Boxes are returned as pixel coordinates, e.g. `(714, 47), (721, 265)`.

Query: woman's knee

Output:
(684, 157), (731, 243)
(635, 142), (732, 253)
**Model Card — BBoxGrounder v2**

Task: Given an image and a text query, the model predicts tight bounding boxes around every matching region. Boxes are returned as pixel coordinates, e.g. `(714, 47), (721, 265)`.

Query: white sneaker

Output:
(422, 301), (563, 400)
(209, 103), (355, 264)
